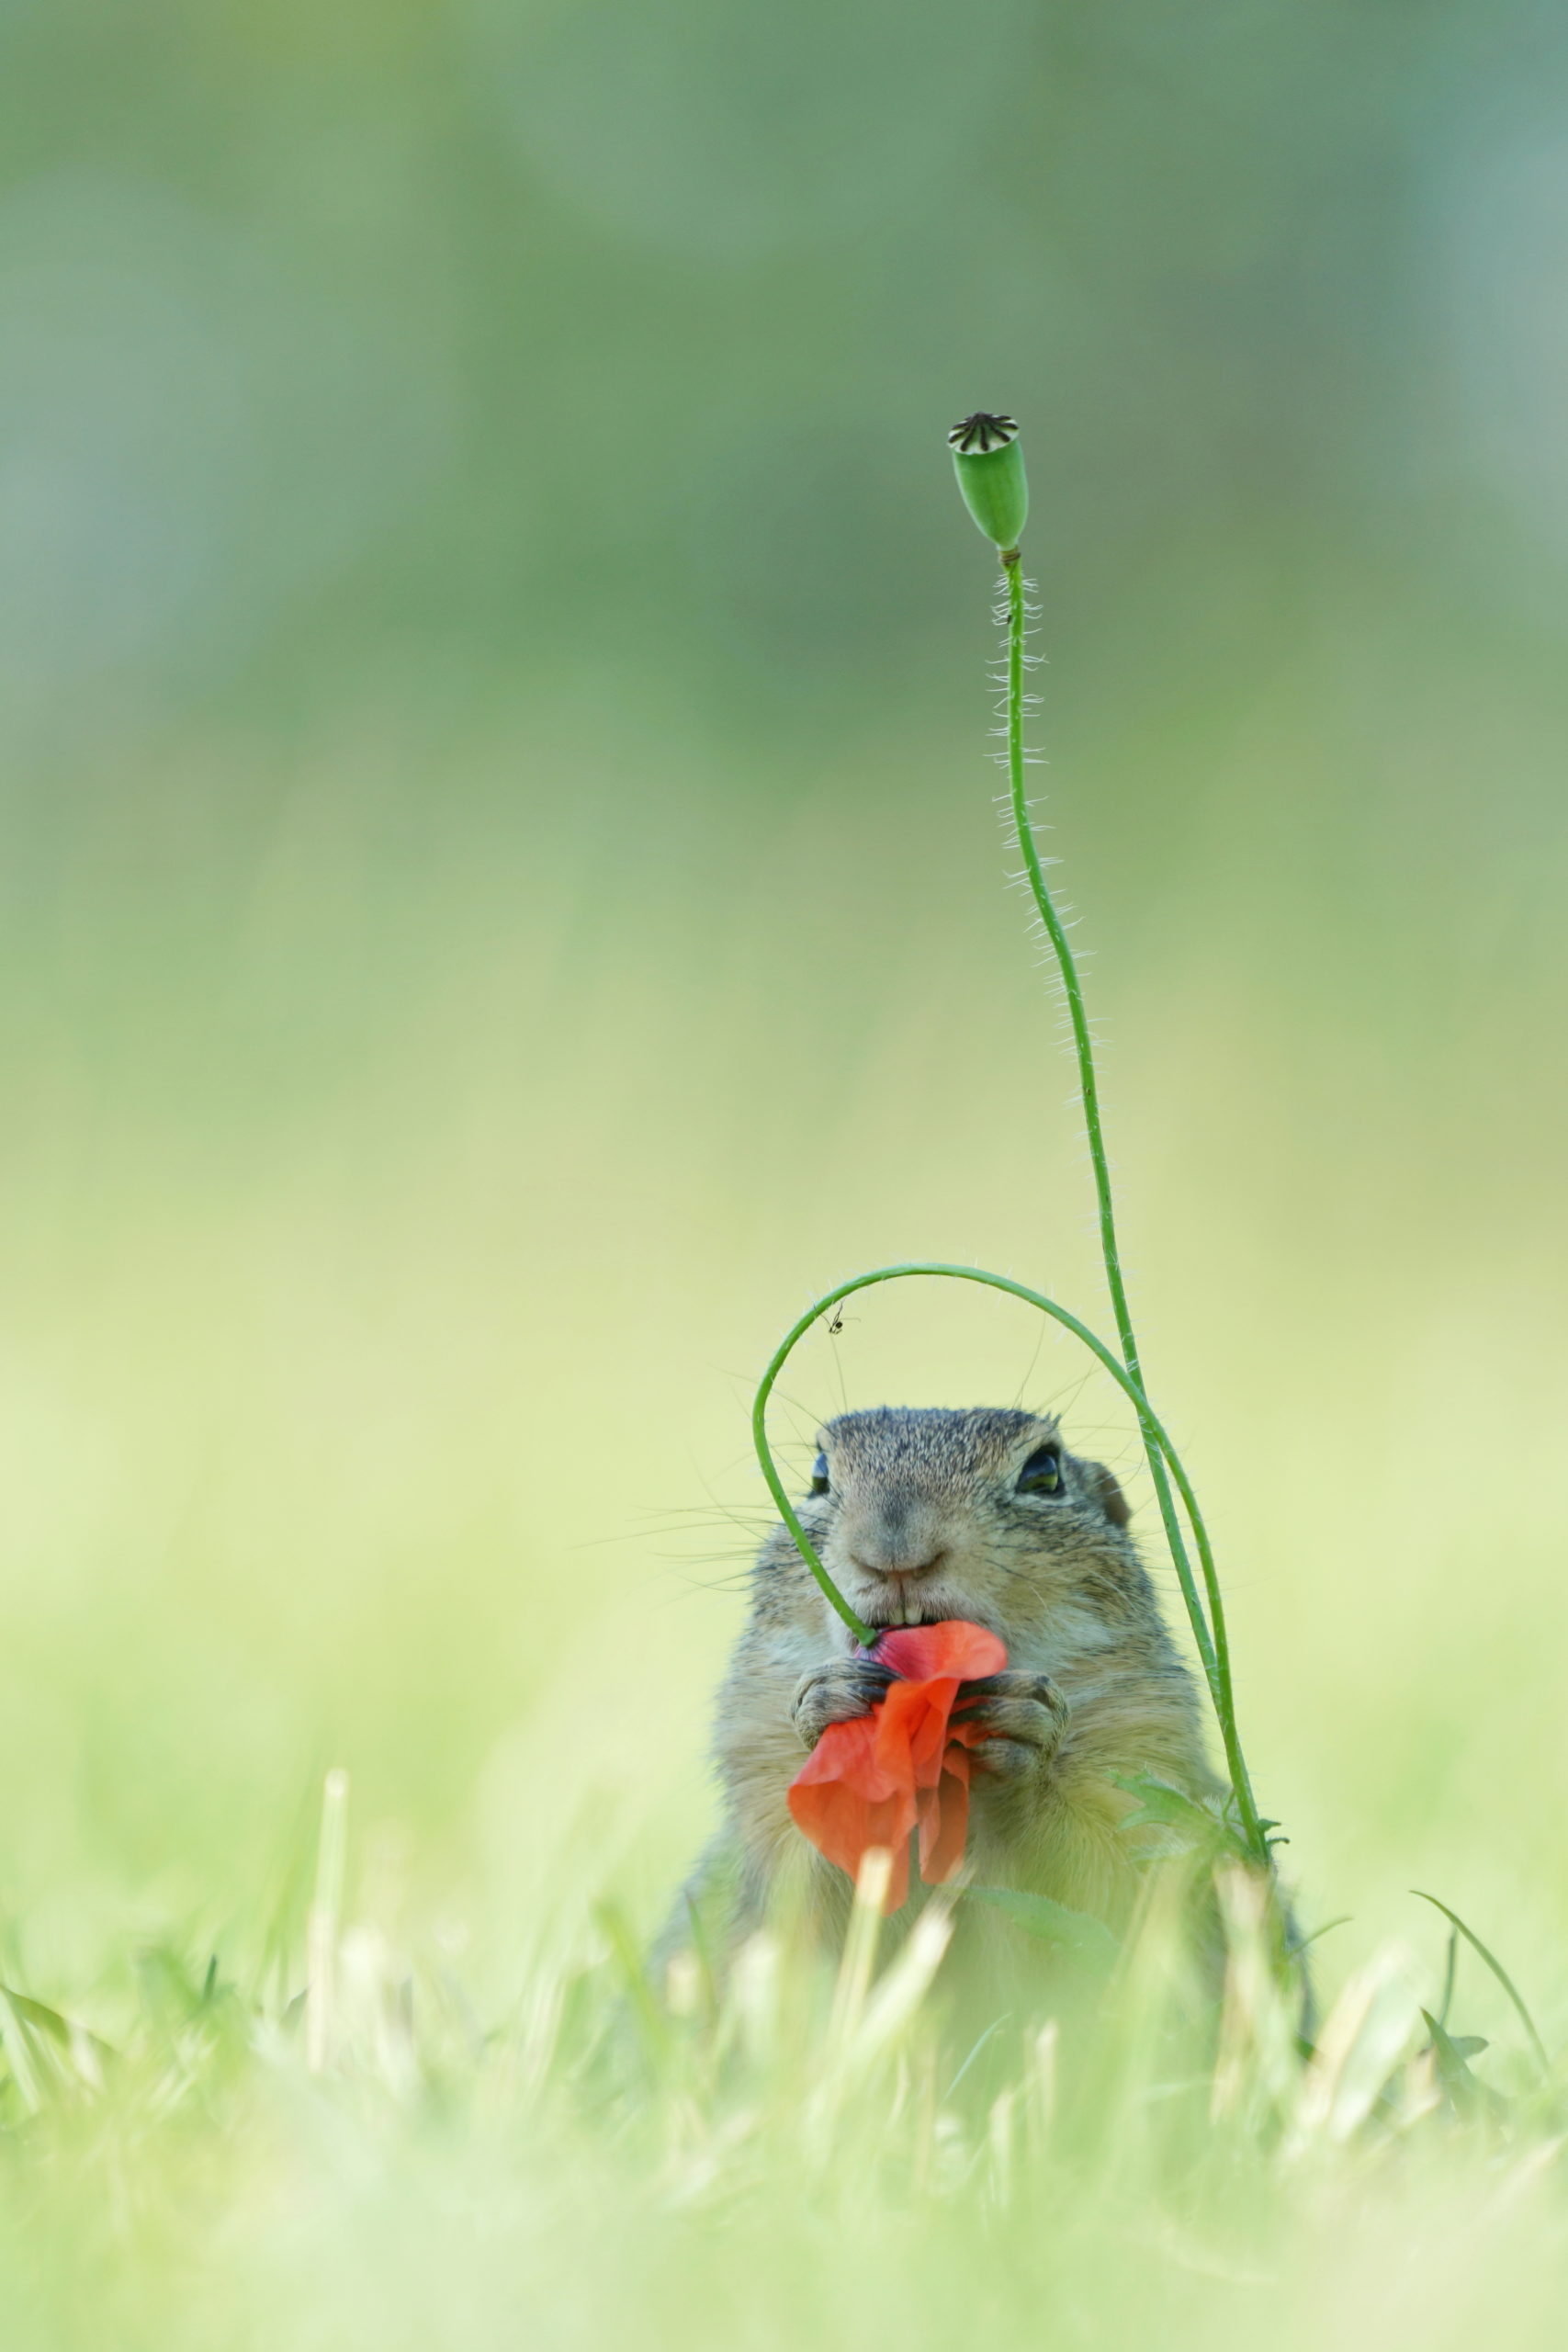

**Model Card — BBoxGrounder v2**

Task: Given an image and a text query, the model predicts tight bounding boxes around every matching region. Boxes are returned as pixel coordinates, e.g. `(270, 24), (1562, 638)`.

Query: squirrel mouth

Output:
(856, 1590), (968, 1633)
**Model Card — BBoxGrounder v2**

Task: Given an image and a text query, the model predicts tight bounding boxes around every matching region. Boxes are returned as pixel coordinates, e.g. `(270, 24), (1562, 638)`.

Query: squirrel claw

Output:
(792, 1657), (897, 1752)
(951, 1670), (1069, 1781)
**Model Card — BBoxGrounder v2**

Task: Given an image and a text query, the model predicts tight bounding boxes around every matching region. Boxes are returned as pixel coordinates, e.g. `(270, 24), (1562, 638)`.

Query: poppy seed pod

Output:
(948, 411), (1028, 550)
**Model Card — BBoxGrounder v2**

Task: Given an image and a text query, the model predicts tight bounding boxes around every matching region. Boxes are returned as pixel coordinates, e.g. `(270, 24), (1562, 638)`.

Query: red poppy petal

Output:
(794, 1713), (902, 1802)
(789, 1717), (919, 1894)
(788, 1774), (917, 1885)
(914, 1781), (941, 1871)
(908, 1683), (963, 1786)
(787, 1622), (1008, 1908)
(874, 1621), (1008, 1683)
(920, 1751), (973, 1884)
(873, 1679), (949, 1788)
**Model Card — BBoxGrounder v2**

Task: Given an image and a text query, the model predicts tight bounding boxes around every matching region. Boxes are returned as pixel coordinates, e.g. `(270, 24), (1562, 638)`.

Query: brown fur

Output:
(668, 1407), (1222, 1981)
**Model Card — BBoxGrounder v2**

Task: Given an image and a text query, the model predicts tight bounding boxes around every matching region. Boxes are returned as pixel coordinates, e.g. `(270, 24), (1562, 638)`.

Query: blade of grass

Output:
(1292, 1917), (1353, 1958)
(1436, 1925), (1459, 2033)
(1411, 1891), (1549, 2074)
(305, 1767), (349, 2075)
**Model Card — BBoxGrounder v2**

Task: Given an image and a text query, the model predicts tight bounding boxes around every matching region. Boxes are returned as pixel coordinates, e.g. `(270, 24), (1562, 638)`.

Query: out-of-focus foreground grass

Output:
(3, 0), (1568, 2339)
(8, 1805), (1568, 2352)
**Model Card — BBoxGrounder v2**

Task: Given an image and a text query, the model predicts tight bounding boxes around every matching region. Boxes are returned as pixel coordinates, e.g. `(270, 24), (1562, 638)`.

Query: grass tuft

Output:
(1, 1774), (1561, 2348)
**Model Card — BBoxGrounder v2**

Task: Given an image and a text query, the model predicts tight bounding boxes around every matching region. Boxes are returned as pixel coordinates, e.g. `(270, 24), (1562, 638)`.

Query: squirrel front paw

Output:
(792, 1657), (897, 1752)
(952, 1671), (1070, 1787)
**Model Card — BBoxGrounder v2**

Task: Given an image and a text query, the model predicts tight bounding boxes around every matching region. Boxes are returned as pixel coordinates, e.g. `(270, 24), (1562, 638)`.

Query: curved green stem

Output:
(752, 1262), (1266, 1863)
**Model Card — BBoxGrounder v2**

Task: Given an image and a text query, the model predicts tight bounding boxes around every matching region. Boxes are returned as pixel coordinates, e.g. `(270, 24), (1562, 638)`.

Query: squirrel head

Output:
(794, 1405), (1135, 1646)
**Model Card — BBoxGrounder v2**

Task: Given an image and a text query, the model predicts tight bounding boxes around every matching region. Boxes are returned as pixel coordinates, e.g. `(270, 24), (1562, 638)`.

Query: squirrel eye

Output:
(1017, 1444), (1063, 1497)
(809, 1453), (830, 1496)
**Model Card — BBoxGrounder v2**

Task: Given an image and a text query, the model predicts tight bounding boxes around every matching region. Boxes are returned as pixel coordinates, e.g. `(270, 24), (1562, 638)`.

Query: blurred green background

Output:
(2, 0), (1566, 2024)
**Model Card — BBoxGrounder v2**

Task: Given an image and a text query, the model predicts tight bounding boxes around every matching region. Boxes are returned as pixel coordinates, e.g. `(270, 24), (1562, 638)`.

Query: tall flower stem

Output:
(998, 549), (1262, 1859)
(749, 417), (1272, 1876)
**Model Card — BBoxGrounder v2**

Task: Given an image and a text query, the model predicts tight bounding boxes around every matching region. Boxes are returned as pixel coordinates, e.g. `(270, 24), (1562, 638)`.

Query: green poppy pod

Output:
(948, 411), (1028, 550)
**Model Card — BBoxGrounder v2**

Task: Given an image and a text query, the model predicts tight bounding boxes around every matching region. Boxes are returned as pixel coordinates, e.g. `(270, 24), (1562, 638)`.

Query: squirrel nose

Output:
(850, 1543), (949, 1581)
(842, 1498), (949, 1581)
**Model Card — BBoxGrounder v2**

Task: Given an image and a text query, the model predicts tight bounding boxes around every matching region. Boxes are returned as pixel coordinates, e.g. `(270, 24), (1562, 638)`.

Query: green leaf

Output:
(1, 1988), (72, 2046)
(592, 1900), (672, 2066)
(967, 1887), (1120, 1967)
(1420, 2007), (1489, 2088)
(1411, 1891), (1549, 2075)
(1112, 1770), (1249, 1861)
(1, 1984), (114, 2064)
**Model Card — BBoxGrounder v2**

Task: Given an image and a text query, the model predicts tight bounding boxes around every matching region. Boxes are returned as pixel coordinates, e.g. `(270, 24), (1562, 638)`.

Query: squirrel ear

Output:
(1089, 1465), (1131, 1528)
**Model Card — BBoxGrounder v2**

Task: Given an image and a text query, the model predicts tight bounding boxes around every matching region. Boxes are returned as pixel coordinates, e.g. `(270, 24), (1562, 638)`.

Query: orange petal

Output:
(919, 1750), (973, 1885)
(874, 1621), (1007, 1683)
(789, 1717), (918, 1900)
(795, 1713), (902, 1802)
(788, 1773), (916, 1888)
(787, 1621), (1010, 1910)
(873, 1677), (949, 1791)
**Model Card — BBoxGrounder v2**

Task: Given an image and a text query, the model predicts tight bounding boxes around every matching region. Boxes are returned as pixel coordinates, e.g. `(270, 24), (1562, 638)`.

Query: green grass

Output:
(3, 1778), (1564, 2352)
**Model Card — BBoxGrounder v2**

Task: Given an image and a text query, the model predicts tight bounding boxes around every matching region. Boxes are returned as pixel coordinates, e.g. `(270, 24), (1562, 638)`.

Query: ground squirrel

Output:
(671, 1405), (1223, 1984)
